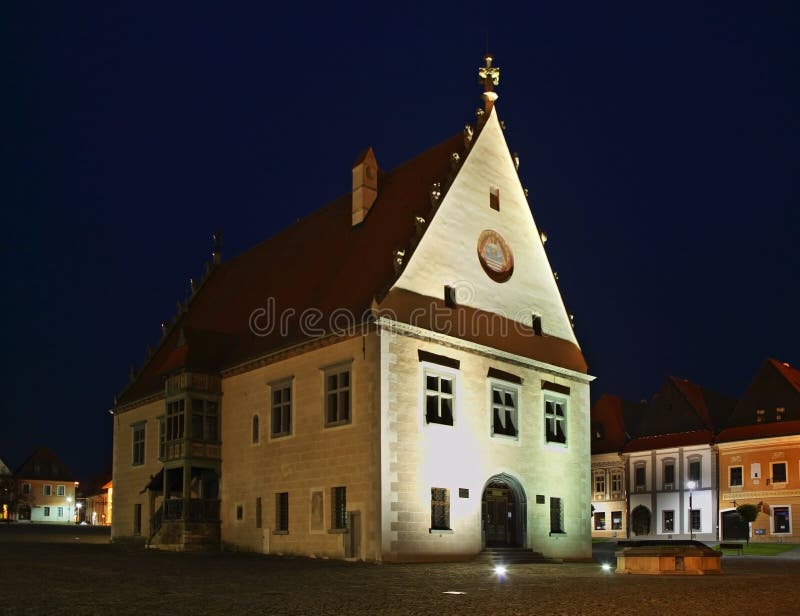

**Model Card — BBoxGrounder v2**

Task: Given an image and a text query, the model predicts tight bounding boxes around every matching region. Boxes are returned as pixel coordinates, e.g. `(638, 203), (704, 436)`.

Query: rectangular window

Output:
(772, 462), (787, 484)
(133, 504), (142, 535)
(132, 423), (145, 466)
(424, 370), (455, 426)
(56, 485), (65, 496)
(43, 506), (51, 517)
(593, 471), (606, 498)
(57, 506), (64, 517)
(663, 462), (675, 490)
(489, 186), (500, 211)
(730, 466), (743, 487)
(544, 397), (567, 444)
(236, 504), (244, 521)
(256, 497), (262, 529)
(550, 497), (564, 533)
(634, 464), (646, 492)
(271, 381), (292, 437)
(690, 509), (701, 532)
(688, 459), (701, 484)
(331, 487), (347, 530)
(611, 471), (623, 498)
(275, 492), (289, 532)
(190, 398), (219, 442)
(325, 368), (351, 426)
(491, 384), (518, 437)
(43, 484), (52, 496)
(594, 512), (606, 530)
(166, 399), (185, 441)
(430, 488), (450, 530)
(774, 506), (791, 533)
(663, 510), (674, 533)
(611, 511), (622, 530)
(22, 483), (30, 495)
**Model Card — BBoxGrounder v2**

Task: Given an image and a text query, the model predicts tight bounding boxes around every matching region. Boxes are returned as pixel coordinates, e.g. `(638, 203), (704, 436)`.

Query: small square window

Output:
(458, 488), (469, 499)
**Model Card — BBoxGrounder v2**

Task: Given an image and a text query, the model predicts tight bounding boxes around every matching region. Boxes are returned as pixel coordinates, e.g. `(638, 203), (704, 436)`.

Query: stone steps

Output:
(476, 547), (563, 565)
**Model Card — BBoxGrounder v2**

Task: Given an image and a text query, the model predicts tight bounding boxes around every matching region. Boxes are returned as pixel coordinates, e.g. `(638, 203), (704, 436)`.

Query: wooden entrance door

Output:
(483, 484), (516, 546)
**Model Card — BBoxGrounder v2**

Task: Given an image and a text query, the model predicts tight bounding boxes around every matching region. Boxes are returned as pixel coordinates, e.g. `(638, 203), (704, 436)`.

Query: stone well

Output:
(615, 541), (722, 575)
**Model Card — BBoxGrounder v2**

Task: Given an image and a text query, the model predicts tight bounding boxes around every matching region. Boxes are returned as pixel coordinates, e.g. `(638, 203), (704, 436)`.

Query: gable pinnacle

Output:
(478, 54), (500, 111)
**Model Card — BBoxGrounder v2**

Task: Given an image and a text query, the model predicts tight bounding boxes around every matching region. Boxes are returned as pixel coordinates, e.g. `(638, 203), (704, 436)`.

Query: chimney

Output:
(352, 147), (378, 226)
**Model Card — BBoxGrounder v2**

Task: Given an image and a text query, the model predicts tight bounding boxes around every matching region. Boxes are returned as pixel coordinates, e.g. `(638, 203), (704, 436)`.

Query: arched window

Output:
(252, 415), (259, 444)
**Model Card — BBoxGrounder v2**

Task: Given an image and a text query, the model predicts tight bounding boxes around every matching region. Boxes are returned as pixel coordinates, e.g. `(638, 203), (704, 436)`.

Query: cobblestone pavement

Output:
(2, 527), (799, 615)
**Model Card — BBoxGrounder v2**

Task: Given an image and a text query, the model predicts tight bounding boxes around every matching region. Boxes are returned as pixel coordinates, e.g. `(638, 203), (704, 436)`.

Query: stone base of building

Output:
(616, 542), (722, 575)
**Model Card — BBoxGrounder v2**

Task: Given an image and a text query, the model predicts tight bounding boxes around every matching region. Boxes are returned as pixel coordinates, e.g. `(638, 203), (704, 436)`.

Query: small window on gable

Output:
(531, 314), (542, 336)
(444, 285), (457, 308)
(489, 186), (500, 211)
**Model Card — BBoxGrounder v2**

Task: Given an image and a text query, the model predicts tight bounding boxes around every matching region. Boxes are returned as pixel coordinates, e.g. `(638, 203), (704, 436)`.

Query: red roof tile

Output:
(716, 419), (800, 442)
(623, 429), (714, 453)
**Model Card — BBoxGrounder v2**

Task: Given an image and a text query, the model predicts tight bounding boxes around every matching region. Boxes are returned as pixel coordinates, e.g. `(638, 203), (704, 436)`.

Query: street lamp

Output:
(687, 481), (696, 541)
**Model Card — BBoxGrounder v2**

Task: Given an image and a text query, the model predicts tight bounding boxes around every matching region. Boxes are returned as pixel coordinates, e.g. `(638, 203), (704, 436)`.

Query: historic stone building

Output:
(111, 56), (593, 561)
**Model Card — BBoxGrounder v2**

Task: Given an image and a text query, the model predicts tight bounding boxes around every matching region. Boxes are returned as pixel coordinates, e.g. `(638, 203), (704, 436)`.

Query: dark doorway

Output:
(18, 505), (31, 521)
(721, 509), (749, 541)
(482, 477), (524, 547)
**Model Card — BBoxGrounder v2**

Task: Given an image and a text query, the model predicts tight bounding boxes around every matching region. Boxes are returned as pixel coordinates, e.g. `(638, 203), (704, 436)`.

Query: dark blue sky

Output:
(4, 2), (799, 481)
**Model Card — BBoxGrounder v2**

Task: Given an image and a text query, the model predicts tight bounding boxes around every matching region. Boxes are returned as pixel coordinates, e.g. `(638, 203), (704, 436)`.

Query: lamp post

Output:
(687, 481), (696, 541)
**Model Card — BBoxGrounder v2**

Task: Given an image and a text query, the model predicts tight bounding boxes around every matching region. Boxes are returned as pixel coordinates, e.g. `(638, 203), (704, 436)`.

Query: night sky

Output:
(4, 2), (799, 482)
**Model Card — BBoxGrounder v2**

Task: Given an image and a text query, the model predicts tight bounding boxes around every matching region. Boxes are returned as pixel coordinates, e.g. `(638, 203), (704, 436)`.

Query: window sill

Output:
(327, 528), (348, 534)
(549, 531), (566, 536)
(272, 530), (289, 536)
(324, 421), (352, 429)
(429, 528), (453, 534)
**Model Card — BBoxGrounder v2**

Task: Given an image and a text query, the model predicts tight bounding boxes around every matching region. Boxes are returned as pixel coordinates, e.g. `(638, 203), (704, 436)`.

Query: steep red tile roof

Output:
(623, 429), (713, 453)
(717, 419), (800, 443)
(118, 128), (588, 407)
(770, 358), (800, 394)
(590, 394), (630, 454)
(14, 447), (75, 482)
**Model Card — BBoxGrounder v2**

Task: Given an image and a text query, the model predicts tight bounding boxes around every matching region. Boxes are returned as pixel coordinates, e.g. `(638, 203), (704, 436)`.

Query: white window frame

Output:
(686, 456), (702, 487)
(633, 462), (647, 492)
(269, 378), (293, 438)
(593, 470), (606, 500)
(57, 506), (64, 518)
(43, 506), (50, 517)
(43, 484), (52, 496)
(770, 461), (788, 485)
(489, 380), (519, 439)
(421, 364), (457, 427)
(56, 484), (65, 496)
(662, 458), (676, 491)
(689, 508), (702, 532)
(771, 504), (791, 534)
(610, 470), (623, 499)
(543, 393), (568, 446)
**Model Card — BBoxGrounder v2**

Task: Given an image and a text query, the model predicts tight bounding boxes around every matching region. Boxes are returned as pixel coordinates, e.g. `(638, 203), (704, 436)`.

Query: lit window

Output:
(331, 487), (347, 530)
(610, 471), (623, 498)
(544, 396), (567, 444)
(593, 471), (606, 499)
(132, 423), (145, 466)
(271, 380), (292, 437)
(594, 512), (606, 530)
(774, 506), (791, 533)
(729, 466), (743, 487)
(491, 384), (518, 437)
(611, 511), (623, 530)
(425, 371), (454, 426)
(275, 492), (289, 532)
(431, 488), (450, 530)
(325, 367), (351, 427)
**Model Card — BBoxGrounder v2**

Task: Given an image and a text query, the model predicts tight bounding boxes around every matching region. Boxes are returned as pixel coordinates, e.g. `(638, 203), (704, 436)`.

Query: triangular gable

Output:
(388, 107), (579, 355)
(725, 358), (800, 427)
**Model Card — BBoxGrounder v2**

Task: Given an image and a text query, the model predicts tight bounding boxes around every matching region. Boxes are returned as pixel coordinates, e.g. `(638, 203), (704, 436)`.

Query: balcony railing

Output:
(165, 372), (221, 395)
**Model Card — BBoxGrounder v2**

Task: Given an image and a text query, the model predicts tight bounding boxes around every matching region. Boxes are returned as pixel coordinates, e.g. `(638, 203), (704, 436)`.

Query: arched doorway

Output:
(482, 474), (526, 547)
(631, 505), (651, 536)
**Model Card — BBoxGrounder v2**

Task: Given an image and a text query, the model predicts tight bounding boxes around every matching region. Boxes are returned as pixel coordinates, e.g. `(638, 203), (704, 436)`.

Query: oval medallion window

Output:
(477, 229), (514, 282)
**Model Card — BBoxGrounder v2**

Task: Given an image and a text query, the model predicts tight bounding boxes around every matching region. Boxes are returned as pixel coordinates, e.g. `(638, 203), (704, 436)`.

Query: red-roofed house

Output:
(13, 448), (77, 523)
(717, 359), (800, 543)
(111, 57), (593, 561)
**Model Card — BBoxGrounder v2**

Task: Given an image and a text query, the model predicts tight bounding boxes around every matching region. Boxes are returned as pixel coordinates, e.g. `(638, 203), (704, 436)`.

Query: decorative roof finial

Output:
(478, 54), (500, 111)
